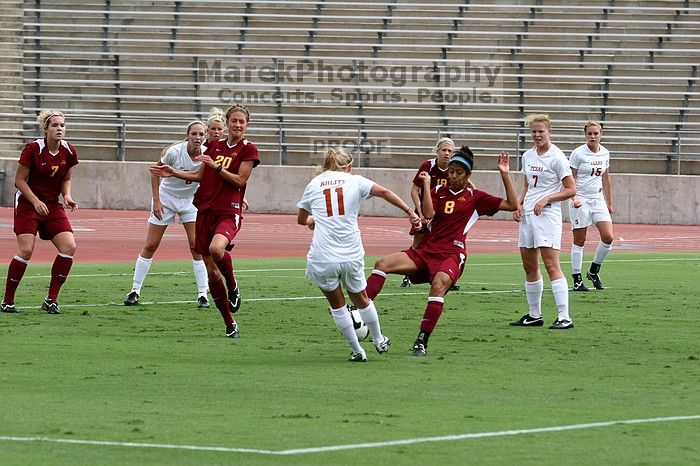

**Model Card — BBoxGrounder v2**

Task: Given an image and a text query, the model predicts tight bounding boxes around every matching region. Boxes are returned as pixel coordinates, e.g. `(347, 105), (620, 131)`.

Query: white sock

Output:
(330, 306), (362, 353)
(571, 244), (584, 274)
(593, 242), (612, 266)
(370, 269), (387, 278)
(192, 259), (208, 297)
(357, 300), (383, 343)
(525, 278), (543, 318)
(551, 277), (570, 321)
(132, 255), (153, 294)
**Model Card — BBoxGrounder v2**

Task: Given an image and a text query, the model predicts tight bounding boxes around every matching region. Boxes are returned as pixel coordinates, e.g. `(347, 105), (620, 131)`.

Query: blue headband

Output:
(450, 154), (473, 172)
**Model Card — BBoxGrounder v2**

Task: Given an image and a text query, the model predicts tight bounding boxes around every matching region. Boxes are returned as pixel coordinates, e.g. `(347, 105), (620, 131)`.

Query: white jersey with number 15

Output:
(569, 143), (610, 199)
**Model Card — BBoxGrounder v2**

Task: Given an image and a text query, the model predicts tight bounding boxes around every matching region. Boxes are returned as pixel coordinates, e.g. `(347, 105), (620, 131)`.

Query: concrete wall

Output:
(1, 157), (699, 225)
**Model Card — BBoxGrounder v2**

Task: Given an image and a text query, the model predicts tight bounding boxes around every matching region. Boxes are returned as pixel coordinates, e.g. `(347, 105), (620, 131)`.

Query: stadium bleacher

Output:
(0, 0), (698, 174)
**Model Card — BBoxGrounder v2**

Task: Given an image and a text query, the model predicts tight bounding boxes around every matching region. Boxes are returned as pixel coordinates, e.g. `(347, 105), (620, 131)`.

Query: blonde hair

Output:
(206, 107), (225, 128)
(525, 113), (551, 129)
(225, 104), (250, 123)
(434, 137), (455, 154)
(316, 147), (353, 174)
(584, 120), (602, 132)
(37, 109), (65, 130)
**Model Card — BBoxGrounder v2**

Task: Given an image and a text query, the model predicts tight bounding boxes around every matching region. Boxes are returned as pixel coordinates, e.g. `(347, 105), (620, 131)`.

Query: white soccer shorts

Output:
(518, 210), (563, 250)
(305, 258), (367, 293)
(569, 197), (611, 230)
(148, 190), (197, 226)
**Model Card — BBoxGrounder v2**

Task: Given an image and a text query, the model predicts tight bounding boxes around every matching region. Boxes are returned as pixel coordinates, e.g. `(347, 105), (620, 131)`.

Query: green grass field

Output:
(1, 252), (698, 465)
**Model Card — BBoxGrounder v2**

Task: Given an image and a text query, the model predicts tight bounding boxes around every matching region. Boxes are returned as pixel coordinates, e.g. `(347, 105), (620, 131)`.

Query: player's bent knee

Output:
(209, 248), (224, 262)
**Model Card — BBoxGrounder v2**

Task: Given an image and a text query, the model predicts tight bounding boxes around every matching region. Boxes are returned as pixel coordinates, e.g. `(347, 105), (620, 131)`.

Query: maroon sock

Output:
(215, 252), (237, 291)
(48, 254), (73, 301)
(209, 277), (234, 326)
(366, 272), (386, 300)
(4, 257), (28, 303)
(419, 298), (444, 334)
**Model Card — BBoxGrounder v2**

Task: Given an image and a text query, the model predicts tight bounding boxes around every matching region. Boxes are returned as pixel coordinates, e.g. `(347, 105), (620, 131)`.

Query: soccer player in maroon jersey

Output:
(401, 137), (474, 290)
(365, 146), (518, 356)
(2, 109), (78, 315)
(150, 104), (260, 338)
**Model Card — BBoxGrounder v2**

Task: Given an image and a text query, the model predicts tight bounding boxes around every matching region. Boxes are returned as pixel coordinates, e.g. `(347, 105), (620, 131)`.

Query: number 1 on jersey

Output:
(323, 187), (345, 216)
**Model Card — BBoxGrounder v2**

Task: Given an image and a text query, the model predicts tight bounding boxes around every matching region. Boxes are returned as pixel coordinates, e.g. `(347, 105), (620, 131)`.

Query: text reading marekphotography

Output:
(200, 59), (503, 105)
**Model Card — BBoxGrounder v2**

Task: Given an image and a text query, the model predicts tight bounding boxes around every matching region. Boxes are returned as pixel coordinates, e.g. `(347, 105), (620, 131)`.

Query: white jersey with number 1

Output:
(297, 171), (375, 263)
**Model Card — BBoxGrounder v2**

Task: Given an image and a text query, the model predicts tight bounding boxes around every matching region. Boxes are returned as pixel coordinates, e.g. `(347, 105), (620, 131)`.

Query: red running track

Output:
(1, 207), (699, 263)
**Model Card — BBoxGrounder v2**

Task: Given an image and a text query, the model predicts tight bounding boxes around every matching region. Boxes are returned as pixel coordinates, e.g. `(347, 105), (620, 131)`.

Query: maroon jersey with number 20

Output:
(194, 138), (260, 215)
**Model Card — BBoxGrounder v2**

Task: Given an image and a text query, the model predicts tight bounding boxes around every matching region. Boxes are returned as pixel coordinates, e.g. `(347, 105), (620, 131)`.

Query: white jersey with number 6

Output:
(569, 143), (610, 200)
(521, 143), (572, 216)
(297, 171), (375, 263)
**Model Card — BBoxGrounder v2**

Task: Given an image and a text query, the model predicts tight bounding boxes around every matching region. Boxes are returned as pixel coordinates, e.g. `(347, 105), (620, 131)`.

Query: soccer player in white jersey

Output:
(297, 147), (420, 362)
(510, 114), (577, 330)
(124, 121), (209, 308)
(569, 121), (614, 291)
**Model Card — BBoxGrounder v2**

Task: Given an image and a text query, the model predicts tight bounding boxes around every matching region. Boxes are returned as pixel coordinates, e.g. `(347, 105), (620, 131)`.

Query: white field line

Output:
(8, 289), (524, 310)
(2, 256), (698, 281)
(0, 415), (697, 456)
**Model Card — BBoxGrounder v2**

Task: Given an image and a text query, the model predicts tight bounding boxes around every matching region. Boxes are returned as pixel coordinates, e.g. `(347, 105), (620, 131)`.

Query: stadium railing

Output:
(14, 1), (699, 174)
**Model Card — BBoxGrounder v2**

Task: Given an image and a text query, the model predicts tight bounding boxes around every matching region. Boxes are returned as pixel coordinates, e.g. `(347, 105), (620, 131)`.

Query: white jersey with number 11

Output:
(297, 171), (375, 263)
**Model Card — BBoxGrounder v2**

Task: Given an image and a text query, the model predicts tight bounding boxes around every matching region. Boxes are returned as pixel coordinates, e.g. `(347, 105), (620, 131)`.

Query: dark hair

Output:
(451, 145), (475, 171)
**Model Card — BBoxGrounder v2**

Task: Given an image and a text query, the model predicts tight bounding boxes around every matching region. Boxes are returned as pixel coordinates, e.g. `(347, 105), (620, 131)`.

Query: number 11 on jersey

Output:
(323, 187), (345, 216)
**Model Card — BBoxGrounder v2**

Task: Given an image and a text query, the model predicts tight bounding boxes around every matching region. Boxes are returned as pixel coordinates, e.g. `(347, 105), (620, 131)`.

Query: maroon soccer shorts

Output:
(14, 200), (72, 240)
(194, 211), (240, 256)
(404, 247), (465, 286)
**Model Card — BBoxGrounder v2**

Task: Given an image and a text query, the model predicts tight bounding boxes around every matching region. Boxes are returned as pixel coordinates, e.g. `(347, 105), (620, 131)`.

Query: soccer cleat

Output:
(123, 291), (139, 306)
(572, 279), (590, 292)
(509, 313), (544, 327)
(411, 341), (427, 357)
(225, 323), (240, 338)
(374, 336), (391, 354)
(349, 349), (367, 362)
(42, 298), (61, 315)
(549, 319), (574, 330)
(400, 276), (411, 288)
(1, 301), (18, 313)
(228, 287), (241, 313)
(225, 241), (235, 252)
(197, 295), (210, 309)
(449, 282), (461, 291)
(586, 271), (605, 290)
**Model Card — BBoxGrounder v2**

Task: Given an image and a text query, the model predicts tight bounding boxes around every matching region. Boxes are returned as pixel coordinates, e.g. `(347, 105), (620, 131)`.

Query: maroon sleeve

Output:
(475, 189), (504, 217)
(241, 142), (260, 167)
(66, 142), (79, 168)
(204, 139), (219, 155)
(18, 142), (37, 169)
(412, 160), (431, 187)
(430, 186), (440, 208)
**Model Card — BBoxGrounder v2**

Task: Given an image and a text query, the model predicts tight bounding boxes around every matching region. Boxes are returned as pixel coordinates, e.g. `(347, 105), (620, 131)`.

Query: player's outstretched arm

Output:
(297, 208), (315, 230)
(370, 184), (421, 227)
(497, 152), (518, 212)
(150, 164), (203, 182)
